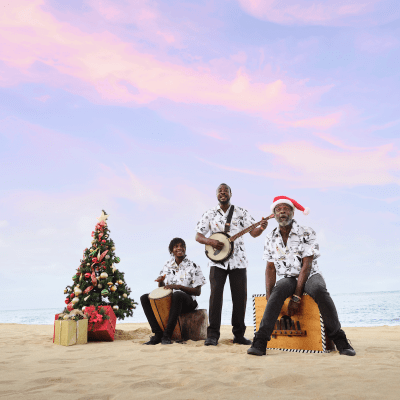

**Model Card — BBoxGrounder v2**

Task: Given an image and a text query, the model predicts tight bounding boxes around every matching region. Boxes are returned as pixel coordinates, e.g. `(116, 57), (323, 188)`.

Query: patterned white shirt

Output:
(263, 219), (321, 279)
(159, 256), (206, 300)
(196, 205), (256, 270)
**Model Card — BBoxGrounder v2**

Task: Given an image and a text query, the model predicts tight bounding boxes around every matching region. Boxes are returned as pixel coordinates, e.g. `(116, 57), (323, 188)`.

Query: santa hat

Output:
(270, 196), (310, 215)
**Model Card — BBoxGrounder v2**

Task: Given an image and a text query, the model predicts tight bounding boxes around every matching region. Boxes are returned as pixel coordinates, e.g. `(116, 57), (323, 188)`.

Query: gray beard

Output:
(277, 215), (293, 227)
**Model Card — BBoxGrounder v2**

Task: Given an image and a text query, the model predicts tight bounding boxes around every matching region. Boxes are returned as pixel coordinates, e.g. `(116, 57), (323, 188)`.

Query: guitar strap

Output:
(224, 205), (235, 233)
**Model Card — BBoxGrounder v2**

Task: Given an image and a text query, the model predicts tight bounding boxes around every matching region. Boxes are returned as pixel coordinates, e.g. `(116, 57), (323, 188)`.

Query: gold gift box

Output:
(54, 319), (88, 346)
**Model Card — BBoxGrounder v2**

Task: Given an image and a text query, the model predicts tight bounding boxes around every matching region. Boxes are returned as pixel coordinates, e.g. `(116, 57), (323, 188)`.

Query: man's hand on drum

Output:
(287, 300), (300, 317)
(164, 284), (181, 290)
(208, 239), (224, 250)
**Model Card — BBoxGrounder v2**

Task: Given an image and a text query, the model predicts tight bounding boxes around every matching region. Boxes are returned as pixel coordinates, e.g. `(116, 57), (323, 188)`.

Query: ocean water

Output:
(1, 290), (399, 327)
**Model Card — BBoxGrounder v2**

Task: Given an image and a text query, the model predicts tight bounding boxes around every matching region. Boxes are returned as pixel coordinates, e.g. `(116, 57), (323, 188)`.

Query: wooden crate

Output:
(252, 294), (335, 353)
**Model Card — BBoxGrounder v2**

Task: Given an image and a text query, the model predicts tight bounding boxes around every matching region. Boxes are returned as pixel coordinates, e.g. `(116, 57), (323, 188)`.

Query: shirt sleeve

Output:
(191, 263), (207, 287)
(241, 208), (256, 229)
(159, 262), (169, 281)
(302, 228), (321, 260)
(262, 235), (274, 262)
(196, 210), (211, 235)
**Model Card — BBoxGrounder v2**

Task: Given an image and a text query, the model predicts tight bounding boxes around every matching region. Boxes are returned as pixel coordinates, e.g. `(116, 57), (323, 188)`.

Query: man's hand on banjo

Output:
(208, 238), (224, 250)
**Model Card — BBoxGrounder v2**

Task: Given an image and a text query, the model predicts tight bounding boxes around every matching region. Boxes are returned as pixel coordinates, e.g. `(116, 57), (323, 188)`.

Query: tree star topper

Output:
(97, 210), (109, 224)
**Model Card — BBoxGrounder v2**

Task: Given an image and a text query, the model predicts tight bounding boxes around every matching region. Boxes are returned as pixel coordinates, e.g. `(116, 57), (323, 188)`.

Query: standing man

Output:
(195, 183), (268, 346)
(247, 196), (356, 356)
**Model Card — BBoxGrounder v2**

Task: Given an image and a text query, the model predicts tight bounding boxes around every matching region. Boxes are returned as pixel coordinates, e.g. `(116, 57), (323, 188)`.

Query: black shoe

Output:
(161, 336), (172, 345)
(143, 335), (162, 345)
(333, 331), (356, 356)
(247, 334), (267, 356)
(233, 336), (252, 345)
(204, 337), (218, 346)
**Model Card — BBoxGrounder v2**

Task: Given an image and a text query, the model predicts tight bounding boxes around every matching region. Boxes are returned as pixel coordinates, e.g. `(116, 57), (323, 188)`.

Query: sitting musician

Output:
(247, 196), (356, 356)
(141, 238), (206, 345)
(195, 183), (268, 346)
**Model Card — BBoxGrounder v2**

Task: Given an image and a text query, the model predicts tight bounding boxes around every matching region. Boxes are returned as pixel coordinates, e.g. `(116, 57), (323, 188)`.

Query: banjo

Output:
(205, 213), (275, 263)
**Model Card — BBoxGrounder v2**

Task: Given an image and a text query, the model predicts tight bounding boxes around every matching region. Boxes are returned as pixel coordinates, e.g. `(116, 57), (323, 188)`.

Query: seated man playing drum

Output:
(140, 238), (206, 345)
(247, 196), (356, 357)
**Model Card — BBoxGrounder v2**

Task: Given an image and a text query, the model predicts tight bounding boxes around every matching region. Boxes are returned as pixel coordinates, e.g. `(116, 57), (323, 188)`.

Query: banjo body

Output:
(204, 214), (274, 264)
(205, 232), (234, 264)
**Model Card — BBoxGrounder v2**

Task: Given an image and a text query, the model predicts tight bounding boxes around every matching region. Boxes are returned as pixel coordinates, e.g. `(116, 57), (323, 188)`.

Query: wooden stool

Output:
(172, 309), (208, 341)
(252, 294), (335, 353)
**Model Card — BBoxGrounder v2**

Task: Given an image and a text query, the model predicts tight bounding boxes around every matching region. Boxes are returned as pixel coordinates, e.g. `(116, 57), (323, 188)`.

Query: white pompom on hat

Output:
(270, 196), (310, 215)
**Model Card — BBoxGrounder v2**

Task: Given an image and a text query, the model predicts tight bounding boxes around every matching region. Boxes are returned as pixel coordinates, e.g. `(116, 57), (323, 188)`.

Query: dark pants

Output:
(257, 273), (344, 341)
(140, 291), (197, 338)
(207, 265), (247, 340)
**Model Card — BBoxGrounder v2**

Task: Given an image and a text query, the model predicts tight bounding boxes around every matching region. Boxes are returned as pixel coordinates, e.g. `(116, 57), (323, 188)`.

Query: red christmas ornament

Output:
(67, 303), (74, 311)
(70, 293), (75, 299)
(76, 272), (81, 276)
(65, 299), (69, 304)
(85, 273), (91, 279)
(102, 240), (106, 243)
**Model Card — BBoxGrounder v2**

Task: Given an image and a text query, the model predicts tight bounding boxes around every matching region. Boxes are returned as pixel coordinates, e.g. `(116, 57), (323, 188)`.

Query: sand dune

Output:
(0, 323), (399, 399)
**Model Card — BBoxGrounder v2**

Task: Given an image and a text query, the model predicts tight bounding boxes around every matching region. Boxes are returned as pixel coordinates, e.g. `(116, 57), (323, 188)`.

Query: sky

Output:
(1, 0), (399, 312)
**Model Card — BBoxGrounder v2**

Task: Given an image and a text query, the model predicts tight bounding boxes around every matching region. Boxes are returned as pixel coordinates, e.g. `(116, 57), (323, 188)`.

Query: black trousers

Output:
(140, 291), (197, 338)
(207, 266), (247, 340)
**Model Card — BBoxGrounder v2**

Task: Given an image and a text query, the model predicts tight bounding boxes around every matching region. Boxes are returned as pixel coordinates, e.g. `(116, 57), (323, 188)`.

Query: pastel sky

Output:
(1, 0), (399, 312)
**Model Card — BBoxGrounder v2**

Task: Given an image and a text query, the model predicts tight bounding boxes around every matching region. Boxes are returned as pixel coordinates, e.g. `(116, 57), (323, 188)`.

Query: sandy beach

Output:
(0, 323), (399, 399)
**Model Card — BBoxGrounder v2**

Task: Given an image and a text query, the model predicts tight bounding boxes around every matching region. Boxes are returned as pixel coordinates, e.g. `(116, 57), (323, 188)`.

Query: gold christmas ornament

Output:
(76, 284), (80, 288)
(74, 288), (82, 296)
(118, 280), (123, 285)
(86, 263), (90, 266)
(64, 289), (67, 294)
(100, 272), (108, 279)
(98, 284), (102, 289)
(113, 305), (119, 310)
(71, 297), (79, 304)
(123, 293), (127, 298)
(112, 246), (116, 250)
(110, 285), (117, 292)
(107, 282), (113, 286)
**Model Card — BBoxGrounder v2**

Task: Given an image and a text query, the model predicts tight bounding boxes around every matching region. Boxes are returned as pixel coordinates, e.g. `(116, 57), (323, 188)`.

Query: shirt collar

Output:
(215, 204), (233, 215)
(171, 256), (188, 267)
(273, 219), (299, 237)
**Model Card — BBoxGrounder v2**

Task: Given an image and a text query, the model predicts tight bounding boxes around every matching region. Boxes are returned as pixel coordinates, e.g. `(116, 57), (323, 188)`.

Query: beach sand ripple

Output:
(0, 323), (399, 399)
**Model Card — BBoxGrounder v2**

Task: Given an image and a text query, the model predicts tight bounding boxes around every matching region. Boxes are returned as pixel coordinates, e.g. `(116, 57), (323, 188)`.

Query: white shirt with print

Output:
(263, 219), (321, 279)
(159, 256), (206, 301)
(196, 205), (256, 270)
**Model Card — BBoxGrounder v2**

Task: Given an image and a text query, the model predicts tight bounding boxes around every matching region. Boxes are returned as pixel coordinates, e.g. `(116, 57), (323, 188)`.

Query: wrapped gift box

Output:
(53, 319), (88, 346)
(85, 306), (117, 342)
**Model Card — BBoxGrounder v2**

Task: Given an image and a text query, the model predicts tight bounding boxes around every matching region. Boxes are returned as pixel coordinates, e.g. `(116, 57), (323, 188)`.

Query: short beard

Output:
(278, 217), (293, 227)
(275, 211), (294, 227)
(219, 198), (230, 205)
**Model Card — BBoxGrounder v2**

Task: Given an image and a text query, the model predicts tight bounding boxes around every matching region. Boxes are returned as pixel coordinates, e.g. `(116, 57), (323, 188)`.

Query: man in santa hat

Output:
(247, 196), (355, 357)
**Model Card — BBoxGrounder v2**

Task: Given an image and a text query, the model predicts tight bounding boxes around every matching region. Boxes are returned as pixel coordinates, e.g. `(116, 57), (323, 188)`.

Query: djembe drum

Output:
(148, 287), (182, 340)
(252, 293), (335, 353)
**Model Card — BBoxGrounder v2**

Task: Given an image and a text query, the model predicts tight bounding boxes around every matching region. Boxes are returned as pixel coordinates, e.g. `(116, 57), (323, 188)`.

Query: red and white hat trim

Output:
(270, 196), (310, 215)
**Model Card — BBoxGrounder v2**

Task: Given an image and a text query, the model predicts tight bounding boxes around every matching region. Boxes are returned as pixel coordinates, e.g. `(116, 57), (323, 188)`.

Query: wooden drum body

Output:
(253, 293), (335, 353)
(148, 287), (182, 340)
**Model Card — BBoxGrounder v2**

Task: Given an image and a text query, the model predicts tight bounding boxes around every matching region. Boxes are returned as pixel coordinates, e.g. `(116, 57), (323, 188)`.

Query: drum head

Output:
(148, 287), (172, 299)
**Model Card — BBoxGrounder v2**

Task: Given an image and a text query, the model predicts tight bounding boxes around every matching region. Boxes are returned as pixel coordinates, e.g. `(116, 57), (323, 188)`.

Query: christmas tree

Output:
(63, 210), (137, 319)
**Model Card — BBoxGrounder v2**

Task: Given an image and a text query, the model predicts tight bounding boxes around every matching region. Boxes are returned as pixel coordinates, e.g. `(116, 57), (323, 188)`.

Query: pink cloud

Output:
(258, 141), (400, 187)
(285, 112), (341, 130)
(199, 137), (400, 188)
(34, 95), (50, 102)
(236, 0), (398, 26)
(0, 0), (331, 121)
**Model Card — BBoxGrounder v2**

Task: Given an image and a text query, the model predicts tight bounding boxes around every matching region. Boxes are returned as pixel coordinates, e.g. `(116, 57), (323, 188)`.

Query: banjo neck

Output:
(228, 214), (274, 243)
